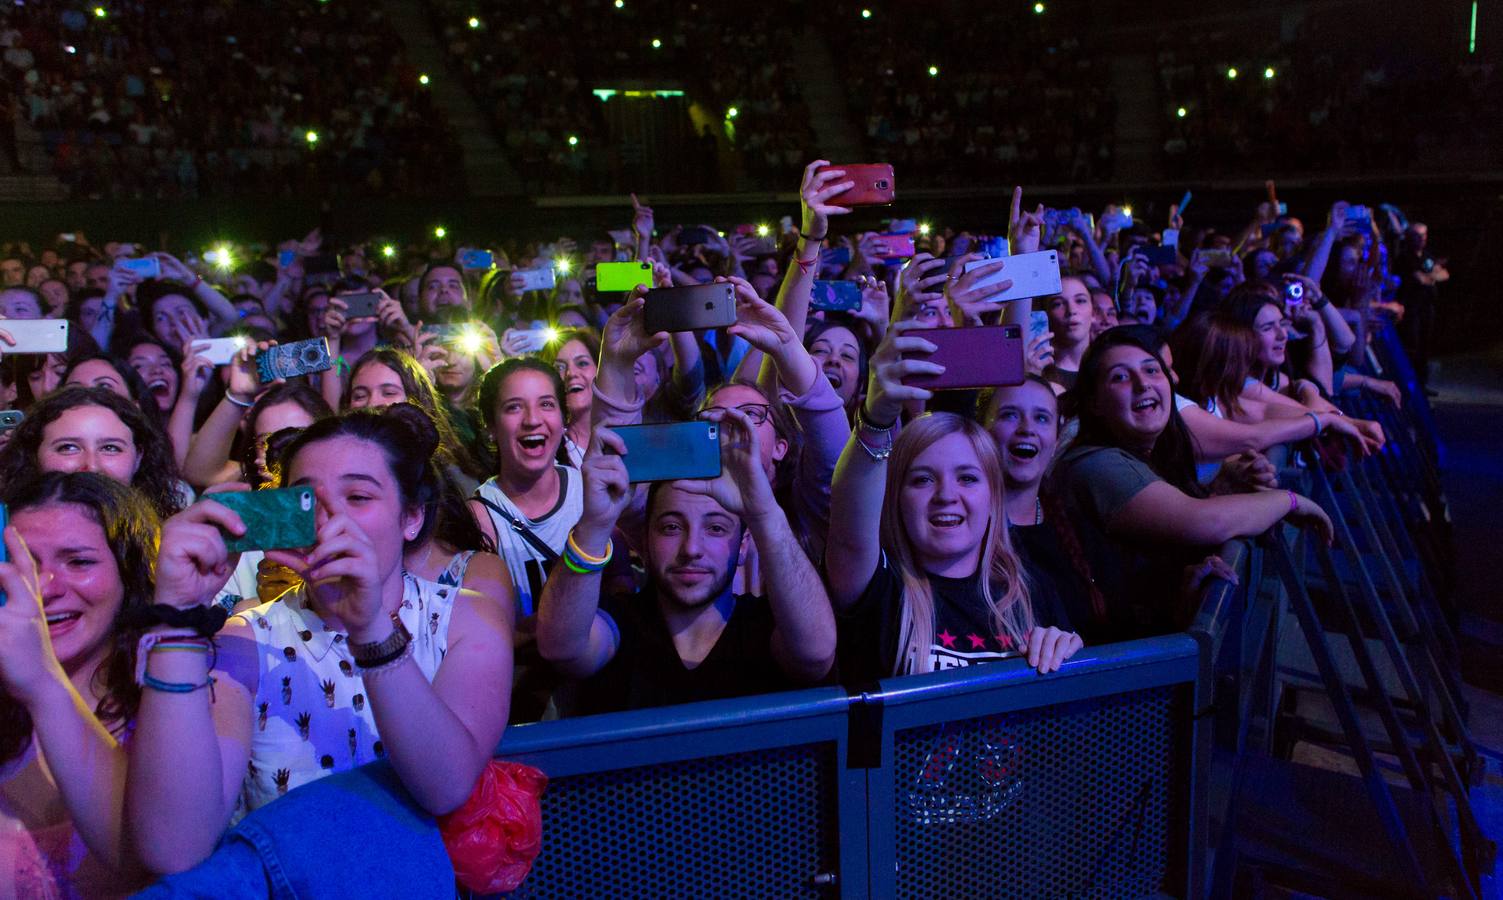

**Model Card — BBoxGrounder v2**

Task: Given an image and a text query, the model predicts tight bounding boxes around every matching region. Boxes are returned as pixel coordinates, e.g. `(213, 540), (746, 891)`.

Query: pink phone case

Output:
(901, 325), (1025, 391)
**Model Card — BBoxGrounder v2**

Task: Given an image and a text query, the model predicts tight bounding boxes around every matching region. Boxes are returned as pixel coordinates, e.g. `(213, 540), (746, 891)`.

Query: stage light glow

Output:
(1227, 67), (1238, 79)
(419, 73), (430, 85)
(1176, 106), (1187, 118)
(928, 65), (939, 77)
(434, 226), (447, 239)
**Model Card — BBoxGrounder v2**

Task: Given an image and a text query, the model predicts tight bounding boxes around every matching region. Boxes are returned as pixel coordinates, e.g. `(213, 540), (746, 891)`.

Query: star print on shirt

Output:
(967, 633), (988, 650)
(937, 630), (957, 648)
(996, 633), (1014, 650)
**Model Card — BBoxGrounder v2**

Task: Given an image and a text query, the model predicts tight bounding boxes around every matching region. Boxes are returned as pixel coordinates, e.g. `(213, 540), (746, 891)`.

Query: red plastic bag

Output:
(439, 760), (548, 894)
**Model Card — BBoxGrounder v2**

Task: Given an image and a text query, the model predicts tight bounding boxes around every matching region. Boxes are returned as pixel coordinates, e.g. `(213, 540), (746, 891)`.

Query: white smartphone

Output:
(962, 249), (1062, 303)
(515, 267), (556, 292)
(502, 327), (549, 356)
(1162, 227), (1180, 248)
(189, 336), (248, 366)
(0, 319), (68, 354)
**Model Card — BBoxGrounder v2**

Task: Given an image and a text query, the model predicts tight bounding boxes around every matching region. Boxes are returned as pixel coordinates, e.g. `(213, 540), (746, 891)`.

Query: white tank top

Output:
(234, 573), (456, 818)
(472, 466), (582, 617)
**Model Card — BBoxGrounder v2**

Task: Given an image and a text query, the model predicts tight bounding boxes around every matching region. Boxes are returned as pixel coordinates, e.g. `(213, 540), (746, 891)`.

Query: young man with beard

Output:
(536, 410), (836, 715)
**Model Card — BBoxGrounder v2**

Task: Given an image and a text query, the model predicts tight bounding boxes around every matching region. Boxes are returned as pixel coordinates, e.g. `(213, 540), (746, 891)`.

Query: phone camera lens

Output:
(876, 180), (889, 189)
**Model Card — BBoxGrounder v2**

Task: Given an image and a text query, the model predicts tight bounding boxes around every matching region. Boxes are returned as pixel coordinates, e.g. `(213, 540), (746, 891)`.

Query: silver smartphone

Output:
(962, 250), (1062, 303)
(1, 319), (69, 354)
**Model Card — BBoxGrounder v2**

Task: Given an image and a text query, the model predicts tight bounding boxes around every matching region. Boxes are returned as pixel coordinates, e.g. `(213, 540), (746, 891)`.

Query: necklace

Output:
(1034, 496), (1044, 525)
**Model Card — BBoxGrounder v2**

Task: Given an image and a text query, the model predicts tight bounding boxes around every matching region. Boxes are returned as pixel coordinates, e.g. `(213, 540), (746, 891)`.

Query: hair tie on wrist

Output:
(121, 603), (230, 638)
(1288, 490), (1299, 514)
(225, 392), (254, 409)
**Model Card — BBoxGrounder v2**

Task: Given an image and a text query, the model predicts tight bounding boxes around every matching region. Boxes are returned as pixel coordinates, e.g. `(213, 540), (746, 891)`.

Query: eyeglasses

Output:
(701, 403), (771, 426)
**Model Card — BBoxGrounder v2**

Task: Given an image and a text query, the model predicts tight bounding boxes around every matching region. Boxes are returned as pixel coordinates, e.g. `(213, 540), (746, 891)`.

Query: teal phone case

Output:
(214, 487), (317, 553)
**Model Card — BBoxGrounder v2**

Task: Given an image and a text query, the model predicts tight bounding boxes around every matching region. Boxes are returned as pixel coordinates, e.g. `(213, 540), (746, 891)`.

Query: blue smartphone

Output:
(811, 280), (862, 312)
(612, 422), (721, 483)
(458, 249), (494, 270)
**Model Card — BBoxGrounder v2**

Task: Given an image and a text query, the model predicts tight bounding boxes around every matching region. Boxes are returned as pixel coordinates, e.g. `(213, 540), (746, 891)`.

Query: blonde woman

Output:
(825, 320), (1082, 681)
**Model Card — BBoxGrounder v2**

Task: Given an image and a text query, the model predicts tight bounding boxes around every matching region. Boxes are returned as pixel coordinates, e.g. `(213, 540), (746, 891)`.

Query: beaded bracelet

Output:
(359, 640), (415, 680)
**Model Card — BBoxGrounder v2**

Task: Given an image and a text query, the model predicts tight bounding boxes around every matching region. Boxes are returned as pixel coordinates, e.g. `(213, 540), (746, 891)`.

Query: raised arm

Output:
(181, 341), (270, 487)
(0, 529), (138, 875)
(154, 253), (239, 330)
(825, 321), (942, 609)
(771, 160), (853, 348)
(535, 426), (632, 677)
(682, 409), (835, 681)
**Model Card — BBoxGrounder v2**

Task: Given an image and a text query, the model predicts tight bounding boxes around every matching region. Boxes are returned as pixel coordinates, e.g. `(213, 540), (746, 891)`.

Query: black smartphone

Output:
(338, 291), (381, 319)
(643, 283), (737, 334)
(1133, 245), (1177, 267)
(678, 226), (717, 246)
(612, 422), (722, 483)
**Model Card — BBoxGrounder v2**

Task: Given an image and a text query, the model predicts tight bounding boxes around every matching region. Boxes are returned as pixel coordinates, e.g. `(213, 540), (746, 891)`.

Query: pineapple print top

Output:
(232, 571), (457, 820)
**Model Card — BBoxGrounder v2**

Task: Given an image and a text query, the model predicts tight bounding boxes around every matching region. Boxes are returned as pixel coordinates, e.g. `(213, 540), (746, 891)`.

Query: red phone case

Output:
(821, 163), (895, 206)
(871, 234), (916, 259)
(901, 325), (1026, 391)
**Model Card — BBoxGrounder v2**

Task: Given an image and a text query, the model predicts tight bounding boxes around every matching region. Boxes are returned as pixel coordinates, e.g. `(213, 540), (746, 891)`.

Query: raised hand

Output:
(600, 287), (669, 368)
(722, 275), (797, 355)
(630, 193), (655, 244)
(0, 527), (65, 706)
(228, 339), (275, 401)
(895, 253), (948, 319)
(577, 425), (634, 538)
(153, 499), (247, 610)
(1008, 186), (1046, 255)
(179, 342), (215, 402)
(799, 159), (854, 240)
(865, 319), (942, 423)
(376, 291), (413, 341)
(152, 252), (197, 284)
(944, 254), (1012, 325)
(1024, 329), (1054, 376)
(678, 407), (774, 519)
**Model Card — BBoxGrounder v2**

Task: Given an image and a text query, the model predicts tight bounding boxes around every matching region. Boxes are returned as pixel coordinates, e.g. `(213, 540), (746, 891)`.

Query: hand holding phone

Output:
(900, 325), (1025, 391)
(256, 337), (333, 382)
(816, 163), (895, 206)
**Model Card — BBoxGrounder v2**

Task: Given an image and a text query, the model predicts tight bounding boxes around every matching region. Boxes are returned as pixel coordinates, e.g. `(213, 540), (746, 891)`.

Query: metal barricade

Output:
(488, 637), (1208, 899)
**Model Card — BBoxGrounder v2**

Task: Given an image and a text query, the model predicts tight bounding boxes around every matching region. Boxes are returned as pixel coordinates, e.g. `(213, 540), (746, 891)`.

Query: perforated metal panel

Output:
(891, 685), (1188, 899)
(504, 743), (840, 899)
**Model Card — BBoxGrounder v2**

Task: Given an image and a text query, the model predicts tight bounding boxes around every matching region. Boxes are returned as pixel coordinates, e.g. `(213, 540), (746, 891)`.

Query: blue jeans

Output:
(133, 761), (455, 899)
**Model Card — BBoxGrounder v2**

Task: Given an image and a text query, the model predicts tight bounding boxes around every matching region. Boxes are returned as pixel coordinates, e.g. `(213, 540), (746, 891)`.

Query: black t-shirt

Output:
(1010, 520), (1108, 646)
(1394, 249), (1438, 308)
(573, 588), (798, 716)
(838, 552), (1070, 683)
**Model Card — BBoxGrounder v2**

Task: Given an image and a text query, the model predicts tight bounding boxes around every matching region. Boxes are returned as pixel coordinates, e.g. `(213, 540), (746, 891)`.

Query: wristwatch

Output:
(350, 613), (412, 668)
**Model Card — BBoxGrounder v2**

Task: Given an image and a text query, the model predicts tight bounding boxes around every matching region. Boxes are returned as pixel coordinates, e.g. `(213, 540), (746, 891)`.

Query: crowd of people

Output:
(0, 155), (1447, 893)
(0, 0), (462, 199)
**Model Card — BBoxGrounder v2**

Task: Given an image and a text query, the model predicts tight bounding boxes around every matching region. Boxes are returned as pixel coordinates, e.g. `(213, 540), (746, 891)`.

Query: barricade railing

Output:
(487, 636), (1207, 899)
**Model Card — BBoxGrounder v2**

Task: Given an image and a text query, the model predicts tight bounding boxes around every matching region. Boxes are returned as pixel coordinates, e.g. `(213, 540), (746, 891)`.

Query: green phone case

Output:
(214, 487), (316, 553)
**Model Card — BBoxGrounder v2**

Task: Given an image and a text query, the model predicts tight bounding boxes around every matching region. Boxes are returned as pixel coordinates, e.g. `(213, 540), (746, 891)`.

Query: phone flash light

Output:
(233, 336), (247, 348)
(93, 6), (106, 17)
(458, 331), (485, 355)
(467, 16), (480, 28)
(756, 224), (770, 237)
(568, 135), (579, 147)
(918, 223), (931, 236)
(434, 226), (447, 239)
(555, 258), (572, 274)
(382, 245), (396, 258)
(927, 65), (939, 77)
(651, 38), (662, 49)
(542, 328), (559, 344)
(1122, 207), (1133, 218)
(419, 74), (431, 85)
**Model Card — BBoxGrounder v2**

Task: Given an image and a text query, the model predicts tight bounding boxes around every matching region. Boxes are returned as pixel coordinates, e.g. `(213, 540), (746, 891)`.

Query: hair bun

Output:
(381, 402), (440, 461)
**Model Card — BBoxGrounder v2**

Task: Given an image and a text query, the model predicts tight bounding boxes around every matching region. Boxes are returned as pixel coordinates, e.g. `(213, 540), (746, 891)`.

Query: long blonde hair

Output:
(878, 413), (1033, 675)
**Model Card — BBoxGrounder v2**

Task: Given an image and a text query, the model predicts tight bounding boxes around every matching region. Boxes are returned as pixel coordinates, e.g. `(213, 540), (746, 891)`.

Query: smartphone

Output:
(678, 226), (717, 246)
(612, 421), (721, 483)
(189, 336), (248, 366)
(515, 267), (556, 293)
(0, 502), (6, 604)
(506, 328), (551, 355)
(58, 233), (77, 243)
(820, 246), (852, 268)
(1133, 245), (1177, 267)
(871, 233), (915, 259)
(213, 487), (317, 553)
(256, 337), (333, 383)
(888, 218), (917, 234)
(0, 410), (21, 434)
(1161, 227), (1180, 248)
(979, 236), (1009, 259)
(961, 249), (1062, 302)
(901, 325), (1026, 391)
(596, 260), (653, 292)
(1196, 248), (1236, 268)
(819, 163), (895, 206)
(810, 280), (862, 312)
(1346, 205), (1372, 229)
(1028, 311), (1052, 347)
(643, 283), (737, 334)
(277, 249), (296, 268)
(119, 257), (160, 279)
(337, 291), (381, 319)
(458, 249), (494, 270)
(1, 320), (68, 354)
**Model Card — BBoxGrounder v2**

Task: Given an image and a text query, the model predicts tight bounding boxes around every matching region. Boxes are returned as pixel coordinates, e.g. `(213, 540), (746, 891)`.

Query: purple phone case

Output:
(901, 325), (1026, 391)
